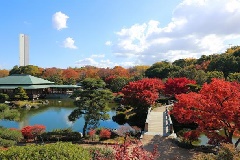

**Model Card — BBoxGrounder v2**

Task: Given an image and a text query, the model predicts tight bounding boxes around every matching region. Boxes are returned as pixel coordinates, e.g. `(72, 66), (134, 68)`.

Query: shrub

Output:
(38, 131), (82, 142)
(0, 138), (17, 148)
(52, 128), (73, 133)
(99, 128), (111, 140)
(112, 112), (126, 125)
(88, 129), (96, 141)
(0, 104), (8, 112)
(0, 93), (9, 102)
(0, 128), (22, 141)
(0, 142), (112, 159)
(193, 143), (240, 160)
(2, 110), (20, 121)
(0, 127), (23, 147)
(94, 140), (159, 160)
(89, 147), (114, 159)
(21, 125), (46, 140)
(114, 141), (159, 160)
(14, 87), (29, 100)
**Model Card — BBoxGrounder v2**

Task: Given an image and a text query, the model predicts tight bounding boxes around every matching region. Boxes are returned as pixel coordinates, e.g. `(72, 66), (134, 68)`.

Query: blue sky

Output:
(1, 0), (240, 69)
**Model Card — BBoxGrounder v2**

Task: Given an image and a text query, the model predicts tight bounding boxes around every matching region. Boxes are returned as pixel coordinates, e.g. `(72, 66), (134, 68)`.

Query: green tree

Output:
(227, 72), (240, 82)
(207, 53), (240, 77)
(169, 68), (208, 85)
(9, 65), (21, 75)
(206, 71), (224, 83)
(173, 58), (197, 68)
(0, 93), (9, 103)
(108, 76), (130, 92)
(9, 65), (42, 76)
(14, 87), (29, 100)
(68, 78), (113, 137)
(145, 61), (180, 79)
(21, 65), (43, 77)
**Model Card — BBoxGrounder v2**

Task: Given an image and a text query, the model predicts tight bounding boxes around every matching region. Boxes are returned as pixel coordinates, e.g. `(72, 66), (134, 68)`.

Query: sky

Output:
(1, 0), (240, 69)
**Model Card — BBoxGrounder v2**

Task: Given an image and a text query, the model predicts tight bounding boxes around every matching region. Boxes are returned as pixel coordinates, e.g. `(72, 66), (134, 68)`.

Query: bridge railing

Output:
(165, 104), (174, 134)
(144, 107), (152, 132)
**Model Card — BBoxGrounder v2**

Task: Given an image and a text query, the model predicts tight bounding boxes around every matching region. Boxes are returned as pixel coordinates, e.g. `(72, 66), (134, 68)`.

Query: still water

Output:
(0, 99), (120, 132)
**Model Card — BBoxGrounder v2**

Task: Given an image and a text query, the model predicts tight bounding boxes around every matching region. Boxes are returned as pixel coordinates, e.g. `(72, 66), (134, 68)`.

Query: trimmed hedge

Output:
(0, 127), (23, 147)
(37, 128), (82, 142)
(0, 142), (113, 159)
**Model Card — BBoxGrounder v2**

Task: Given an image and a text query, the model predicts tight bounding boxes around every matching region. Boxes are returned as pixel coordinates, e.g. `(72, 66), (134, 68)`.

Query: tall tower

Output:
(19, 34), (29, 66)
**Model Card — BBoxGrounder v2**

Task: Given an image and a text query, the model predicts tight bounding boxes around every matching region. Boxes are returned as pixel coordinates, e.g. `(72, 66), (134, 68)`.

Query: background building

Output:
(19, 34), (29, 66)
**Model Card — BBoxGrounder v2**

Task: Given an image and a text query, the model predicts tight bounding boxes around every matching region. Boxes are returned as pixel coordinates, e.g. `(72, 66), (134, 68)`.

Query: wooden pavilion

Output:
(0, 74), (80, 99)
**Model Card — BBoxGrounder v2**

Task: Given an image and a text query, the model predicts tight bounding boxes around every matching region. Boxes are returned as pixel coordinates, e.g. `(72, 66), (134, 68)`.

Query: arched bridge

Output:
(143, 104), (177, 138)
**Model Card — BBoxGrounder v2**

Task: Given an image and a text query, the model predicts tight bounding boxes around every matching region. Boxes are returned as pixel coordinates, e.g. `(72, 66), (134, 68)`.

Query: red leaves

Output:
(99, 129), (111, 139)
(172, 79), (240, 147)
(62, 68), (79, 80)
(164, 77), (196, 97)
(121, 78), (164, 109)
(88, 129), (96, 137)
(183, 130), (200, 144)
(113, 140), (159, 160)
(21, 125), (46, 140)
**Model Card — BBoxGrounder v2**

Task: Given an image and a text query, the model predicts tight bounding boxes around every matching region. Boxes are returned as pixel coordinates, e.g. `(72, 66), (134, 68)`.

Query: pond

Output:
(0, 99), (121, 132)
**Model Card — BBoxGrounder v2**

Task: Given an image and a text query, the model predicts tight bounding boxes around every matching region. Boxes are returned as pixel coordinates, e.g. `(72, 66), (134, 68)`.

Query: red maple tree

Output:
(21, 125), (46, 140)
(121, 78), (164, 111)
(171, 79), (240, 147)
(164, 77), (196, 97)
(99, 129), (111, 140)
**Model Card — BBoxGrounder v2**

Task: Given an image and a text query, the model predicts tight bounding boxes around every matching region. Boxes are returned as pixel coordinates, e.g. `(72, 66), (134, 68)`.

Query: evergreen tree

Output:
(68, 78), (113, 137)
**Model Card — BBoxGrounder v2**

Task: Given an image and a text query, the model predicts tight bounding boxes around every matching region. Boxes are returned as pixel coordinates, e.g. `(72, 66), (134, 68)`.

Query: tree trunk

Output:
(83, 121), (88, 137)
(235, 138), (240, 148)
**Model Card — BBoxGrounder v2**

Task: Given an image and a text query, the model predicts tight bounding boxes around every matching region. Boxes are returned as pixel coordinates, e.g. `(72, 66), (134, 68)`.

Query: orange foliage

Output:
(62, 68), (79, 80)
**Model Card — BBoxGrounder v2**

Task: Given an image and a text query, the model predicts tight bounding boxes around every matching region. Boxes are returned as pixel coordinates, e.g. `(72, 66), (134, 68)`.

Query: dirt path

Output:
(141, 135), (198, 160)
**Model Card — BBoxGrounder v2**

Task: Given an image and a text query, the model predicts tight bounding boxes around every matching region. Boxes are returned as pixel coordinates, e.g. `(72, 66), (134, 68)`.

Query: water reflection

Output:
(0, 99), (120, 132)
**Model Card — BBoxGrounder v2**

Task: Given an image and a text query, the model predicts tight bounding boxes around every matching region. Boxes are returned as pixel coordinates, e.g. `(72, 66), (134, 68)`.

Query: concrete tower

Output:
(19, 34), (29, 66)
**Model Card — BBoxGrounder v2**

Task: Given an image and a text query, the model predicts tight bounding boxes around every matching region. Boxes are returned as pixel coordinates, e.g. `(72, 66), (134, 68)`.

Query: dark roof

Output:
(0, 74), (54, 85)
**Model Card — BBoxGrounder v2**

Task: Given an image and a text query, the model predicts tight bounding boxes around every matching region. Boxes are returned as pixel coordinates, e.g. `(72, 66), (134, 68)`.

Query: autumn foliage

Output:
(113, 140), (159, 160)
(121, 78), (164, 110)
(21, 125), (46, 140)
(182, 130), (200, 144)
(164, 77), (196, 97)
(88, 129), (96, 141)
(99, 129), (111, 140)
(171, 79), (240, 147)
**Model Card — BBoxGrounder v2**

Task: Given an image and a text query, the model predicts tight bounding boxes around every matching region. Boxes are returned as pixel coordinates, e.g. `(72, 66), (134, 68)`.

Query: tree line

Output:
(0, 46), (239, 86)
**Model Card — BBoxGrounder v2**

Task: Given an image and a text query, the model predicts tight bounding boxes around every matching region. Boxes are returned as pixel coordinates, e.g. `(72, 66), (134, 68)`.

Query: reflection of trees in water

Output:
(18, 99), (76, 125)
(47, 99), (75, 107)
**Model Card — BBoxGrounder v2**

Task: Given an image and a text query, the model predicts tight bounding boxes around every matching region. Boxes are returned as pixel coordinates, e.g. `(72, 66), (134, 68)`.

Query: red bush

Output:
(21, 125), (46, 140)
(88, 129), (96, 136)
(99, 128), (111, 139)
(94, 140), (159, 160)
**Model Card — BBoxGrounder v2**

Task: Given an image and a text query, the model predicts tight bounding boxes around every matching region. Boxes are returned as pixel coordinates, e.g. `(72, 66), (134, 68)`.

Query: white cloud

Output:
(75, 53), (124, 68)
(52, 11), (69, 30)
(112, 0), (240, 65)
(105, 41), (112, 46)
(75, 58), (116, 68)
(63, 37), (77, 49)
(91, 54), (105, 58)
(75, 56), (138, 68)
